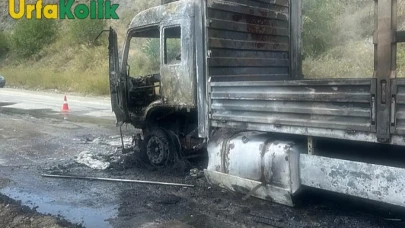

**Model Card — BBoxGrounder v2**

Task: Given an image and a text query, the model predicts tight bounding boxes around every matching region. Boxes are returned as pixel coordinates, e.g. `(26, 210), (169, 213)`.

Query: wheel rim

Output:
(146, 135), (169, 166)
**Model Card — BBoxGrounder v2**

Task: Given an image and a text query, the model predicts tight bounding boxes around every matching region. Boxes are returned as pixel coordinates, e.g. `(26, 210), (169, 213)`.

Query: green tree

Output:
(302, 0), (346, 58)
(142, 38), (160, 71)
(0, 32), (10, 57)
(67, 18), (105, 46)
(12, 19), (57, 58)
(302, 0), (372, 58)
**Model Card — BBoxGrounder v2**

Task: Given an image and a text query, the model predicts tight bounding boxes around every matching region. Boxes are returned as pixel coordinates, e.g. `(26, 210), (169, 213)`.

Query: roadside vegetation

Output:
(1, 0), (405, 95)
(302, 0), (405, 78)
(0, 0), (160, 95)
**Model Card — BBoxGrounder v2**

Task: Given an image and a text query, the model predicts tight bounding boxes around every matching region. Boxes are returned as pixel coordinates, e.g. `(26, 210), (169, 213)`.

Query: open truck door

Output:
(108, 27), (128, 124)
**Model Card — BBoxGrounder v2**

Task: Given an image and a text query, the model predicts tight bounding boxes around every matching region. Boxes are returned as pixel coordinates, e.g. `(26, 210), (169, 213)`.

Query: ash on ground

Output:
(74, 135), (140, 171)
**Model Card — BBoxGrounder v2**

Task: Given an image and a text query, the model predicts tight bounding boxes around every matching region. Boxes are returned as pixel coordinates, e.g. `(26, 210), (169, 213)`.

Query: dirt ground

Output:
(0, 102), (405, 228)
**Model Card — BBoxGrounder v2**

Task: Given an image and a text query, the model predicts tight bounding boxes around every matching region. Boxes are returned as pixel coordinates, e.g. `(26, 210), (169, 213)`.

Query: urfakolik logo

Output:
(9, 0), (119, 19)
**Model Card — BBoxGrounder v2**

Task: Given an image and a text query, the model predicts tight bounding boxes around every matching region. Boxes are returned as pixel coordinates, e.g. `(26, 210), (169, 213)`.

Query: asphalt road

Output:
(0, 88), (115, 119)
(0, 88), (403, 228)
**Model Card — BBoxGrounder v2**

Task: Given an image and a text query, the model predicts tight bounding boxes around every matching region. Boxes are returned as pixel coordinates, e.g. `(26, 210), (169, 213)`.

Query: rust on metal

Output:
(206, 0), (291, 82)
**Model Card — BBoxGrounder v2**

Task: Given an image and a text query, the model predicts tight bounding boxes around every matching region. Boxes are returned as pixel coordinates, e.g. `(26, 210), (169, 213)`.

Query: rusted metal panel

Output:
(129, 0), (195, 29)
(290, 0), (302, 79)
(208, 58), (289, 67)
(196, 0), (208, 138)
(109, 28), (128, 124)
(219, 0), (289, 8)
(159, 18), (196, 106)
(390, 79), (405, 135)
(208, 30), (289, 43)
(205, 170), (295, 206)
(208, 38), (289, 51)
(212, 121), (379, 143)
(209, 79), (377, 138)
(206, 0), (290, 81)
(208, 20), (290, 36)
(300, 154), (405, 208)
(375, 0), (396, 141)
(210, 67), (288, 78)
(207, 0), (289, 20)
(126, 0), (197, 109)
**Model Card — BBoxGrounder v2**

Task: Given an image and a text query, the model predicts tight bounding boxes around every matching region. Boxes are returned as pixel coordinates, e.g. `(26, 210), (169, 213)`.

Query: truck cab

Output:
(109, 0), (203, 166)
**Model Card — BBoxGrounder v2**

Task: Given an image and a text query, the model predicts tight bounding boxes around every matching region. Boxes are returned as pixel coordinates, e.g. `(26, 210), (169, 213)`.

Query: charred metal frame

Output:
(300, 154), (405, 208)
(375, 0), (405, 142)
(290, 0), (302, 80)
(375, 0), (397, 142)
(197, 0), (208, 138)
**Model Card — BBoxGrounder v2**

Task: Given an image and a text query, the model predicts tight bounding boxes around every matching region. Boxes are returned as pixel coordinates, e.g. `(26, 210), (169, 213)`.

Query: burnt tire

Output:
(142, 128), (175, 166)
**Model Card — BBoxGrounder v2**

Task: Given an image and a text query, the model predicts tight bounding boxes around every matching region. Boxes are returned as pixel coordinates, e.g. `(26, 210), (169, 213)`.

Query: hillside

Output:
(1, 0), (405, 95)
(0, 0), (160, 94)
(303, 0), (405, 78)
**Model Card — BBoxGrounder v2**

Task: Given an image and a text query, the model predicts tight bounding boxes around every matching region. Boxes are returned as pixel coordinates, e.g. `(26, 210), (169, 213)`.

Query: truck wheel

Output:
(143, 128), (174, 166)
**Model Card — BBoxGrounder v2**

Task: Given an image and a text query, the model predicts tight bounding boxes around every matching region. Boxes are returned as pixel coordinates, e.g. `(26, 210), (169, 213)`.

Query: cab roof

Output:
(129, 0), (195, 29)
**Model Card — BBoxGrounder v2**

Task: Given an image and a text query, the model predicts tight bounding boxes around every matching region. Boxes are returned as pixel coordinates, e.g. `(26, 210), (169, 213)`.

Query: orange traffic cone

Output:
(61, 95), (70, 112)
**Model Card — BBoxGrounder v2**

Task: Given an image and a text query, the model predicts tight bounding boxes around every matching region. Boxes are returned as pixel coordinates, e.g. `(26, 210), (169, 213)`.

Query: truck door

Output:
(108, 27), (129, 124)
(160, 20), (195, 106)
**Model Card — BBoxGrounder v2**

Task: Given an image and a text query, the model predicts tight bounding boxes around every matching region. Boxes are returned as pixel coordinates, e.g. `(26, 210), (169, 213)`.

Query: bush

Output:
(142, 38), (160, 70)
(67, 18), (105, 46)
(302, 0), (373, 58)
(0, 32), (10, 56)
(11, 19), (57, 58)
(303, 41), (374, 79)
(302, 0), (344, 58)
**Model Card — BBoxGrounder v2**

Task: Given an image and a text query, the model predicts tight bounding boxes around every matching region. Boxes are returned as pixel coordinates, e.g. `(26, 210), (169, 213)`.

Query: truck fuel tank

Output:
(204, 130), (305, 206)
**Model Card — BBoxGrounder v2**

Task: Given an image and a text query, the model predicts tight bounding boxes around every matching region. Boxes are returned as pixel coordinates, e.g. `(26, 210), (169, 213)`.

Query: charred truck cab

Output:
(110, 0), (405, 208)
(109, 0), (203, 166)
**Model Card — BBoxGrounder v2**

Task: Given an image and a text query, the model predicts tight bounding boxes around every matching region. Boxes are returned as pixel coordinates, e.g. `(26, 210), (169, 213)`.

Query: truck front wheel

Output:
(142, 128), (176, 166)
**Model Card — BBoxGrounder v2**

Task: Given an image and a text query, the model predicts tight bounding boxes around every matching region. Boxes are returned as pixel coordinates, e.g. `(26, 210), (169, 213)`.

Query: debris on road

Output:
(74, 135), (137, 170)
(85, 135), (134, 148)
(189, 168), (204, 178)
(41, 174), (195, 188)
(75, 151), (111, 170)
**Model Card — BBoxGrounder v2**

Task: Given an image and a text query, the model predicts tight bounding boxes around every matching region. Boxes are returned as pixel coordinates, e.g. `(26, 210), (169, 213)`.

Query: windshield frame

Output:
(121, 25), (161, 76)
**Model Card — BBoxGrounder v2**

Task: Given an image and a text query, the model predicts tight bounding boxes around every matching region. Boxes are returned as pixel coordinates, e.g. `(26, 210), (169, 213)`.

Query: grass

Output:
(303, 41), (374, 79)
(0, 0), (156, 96)
(0, 19), (111, 96)
(1, 0), (404, 95)
(0, 66), (109, 95)
(303, 41), (405, 79)
(0, 39), (110, 95)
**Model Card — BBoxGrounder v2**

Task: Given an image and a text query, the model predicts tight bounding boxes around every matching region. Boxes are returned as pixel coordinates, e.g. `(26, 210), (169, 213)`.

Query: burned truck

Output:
(108, 0), (405, 207)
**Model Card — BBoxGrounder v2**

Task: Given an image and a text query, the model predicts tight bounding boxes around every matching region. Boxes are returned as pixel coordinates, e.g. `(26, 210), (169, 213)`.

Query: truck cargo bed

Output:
(203, 0), (404, 145)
